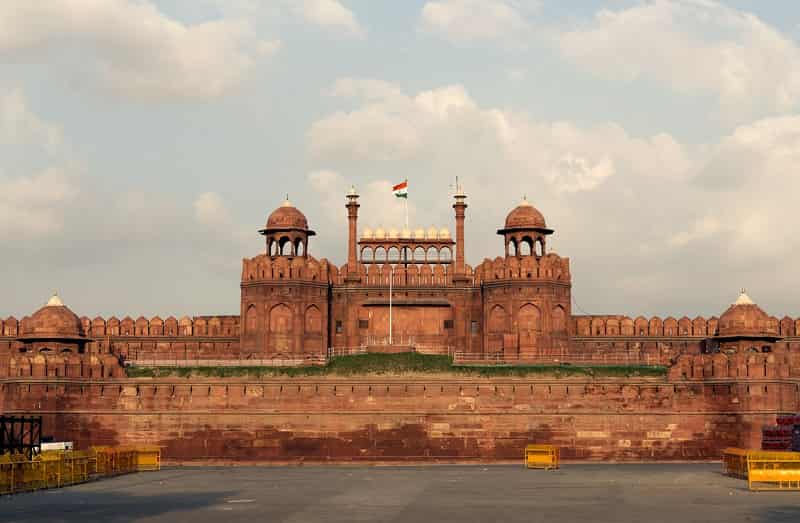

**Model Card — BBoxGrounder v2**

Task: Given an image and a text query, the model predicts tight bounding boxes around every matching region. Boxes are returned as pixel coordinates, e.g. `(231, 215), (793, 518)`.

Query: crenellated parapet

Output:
(572, 315), (719, 338)
(241, 253), (336, 284)
(473, 253), (570, 283)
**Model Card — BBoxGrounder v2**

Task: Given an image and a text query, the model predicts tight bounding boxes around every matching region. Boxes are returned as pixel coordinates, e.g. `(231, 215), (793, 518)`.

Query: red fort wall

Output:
(1, 375), (797, 462)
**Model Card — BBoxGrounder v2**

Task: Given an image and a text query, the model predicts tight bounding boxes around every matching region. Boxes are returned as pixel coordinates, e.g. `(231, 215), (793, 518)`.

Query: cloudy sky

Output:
(2, 0), (800, 320)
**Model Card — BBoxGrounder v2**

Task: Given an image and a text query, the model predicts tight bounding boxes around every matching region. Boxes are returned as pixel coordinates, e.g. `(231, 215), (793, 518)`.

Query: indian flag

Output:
(392, 180), (408, 198)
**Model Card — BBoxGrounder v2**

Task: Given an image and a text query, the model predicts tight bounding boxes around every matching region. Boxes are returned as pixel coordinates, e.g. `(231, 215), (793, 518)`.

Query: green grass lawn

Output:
(125, 352), (667, 379)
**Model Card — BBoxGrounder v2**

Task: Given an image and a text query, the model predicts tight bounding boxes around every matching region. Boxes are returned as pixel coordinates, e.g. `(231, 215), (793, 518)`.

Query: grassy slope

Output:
(125, 353), (667, 379)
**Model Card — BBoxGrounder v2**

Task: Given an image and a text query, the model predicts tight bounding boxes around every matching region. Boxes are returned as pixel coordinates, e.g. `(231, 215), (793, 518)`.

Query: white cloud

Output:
(0, 1), (276, 100)
(307, 170), (416, 235)
(305, 77), (800, 314)
(420, 0), (531, 43)
(310, 78), (688, 196)
(0, 168), (77, 238)
(295, 0), (365, 38)
(668, 215), (720, 247)
(0, 89), (62, 151)
(558, 0), (800, 117)
(194, 192), (232, 227)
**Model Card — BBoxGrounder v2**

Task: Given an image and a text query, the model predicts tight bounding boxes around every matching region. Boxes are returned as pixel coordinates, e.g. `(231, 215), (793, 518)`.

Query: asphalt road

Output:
(1, 464), (799, 523)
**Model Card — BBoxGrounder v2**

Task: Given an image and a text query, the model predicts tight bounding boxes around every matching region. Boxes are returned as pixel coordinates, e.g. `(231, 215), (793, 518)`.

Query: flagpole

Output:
(404, 178), (409, 231)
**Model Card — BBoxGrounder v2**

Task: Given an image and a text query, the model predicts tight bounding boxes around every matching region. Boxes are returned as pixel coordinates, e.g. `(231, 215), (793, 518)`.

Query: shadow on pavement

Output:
(0, 489), (234, 523)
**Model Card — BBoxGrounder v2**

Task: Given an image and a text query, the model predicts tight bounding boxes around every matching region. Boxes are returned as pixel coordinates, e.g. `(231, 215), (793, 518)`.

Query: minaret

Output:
(452, 181), (468, 283)
(345, 186), (361, 282)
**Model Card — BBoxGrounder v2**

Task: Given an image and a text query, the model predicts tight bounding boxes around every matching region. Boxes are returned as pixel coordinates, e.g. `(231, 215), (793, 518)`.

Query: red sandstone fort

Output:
(1, 188), (798, 462)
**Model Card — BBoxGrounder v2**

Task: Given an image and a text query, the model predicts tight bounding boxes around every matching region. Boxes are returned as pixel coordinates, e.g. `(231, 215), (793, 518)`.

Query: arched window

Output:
(440, 247), (452, 262)
(387, 247), (400, 263)
(269, 239), (278, 256)
(295, 239), (304, 257)
(519, 237), (532, 256)
(426, 246), (438, 263)
(414, 247), (425, 262)
(361, 247), (374, 262)
(534, 239), (543, 257)
(508, 239), (517, 256)
(279, 236), (292, 256)
(374, 247), (386, 262)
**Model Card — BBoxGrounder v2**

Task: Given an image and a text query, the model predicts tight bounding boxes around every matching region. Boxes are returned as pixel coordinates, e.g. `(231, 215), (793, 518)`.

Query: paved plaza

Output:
(1, 464), (799, 523)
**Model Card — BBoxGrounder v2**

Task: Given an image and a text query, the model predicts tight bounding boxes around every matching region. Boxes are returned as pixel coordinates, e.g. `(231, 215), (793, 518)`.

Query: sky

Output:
(2, 0), (800, 320)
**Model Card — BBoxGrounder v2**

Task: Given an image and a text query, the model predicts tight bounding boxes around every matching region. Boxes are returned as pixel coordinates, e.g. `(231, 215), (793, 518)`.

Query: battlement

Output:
(572, 315), (800, 338)
(1, 315), (240, 339)
(473, 253), (570, 283)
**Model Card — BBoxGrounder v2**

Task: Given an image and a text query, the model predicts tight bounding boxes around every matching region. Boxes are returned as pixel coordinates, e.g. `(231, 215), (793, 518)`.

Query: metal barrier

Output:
(748, 454), (800, 491)
(723, 447), (800, 490)
(524, 444), (559, 470)
(0, 446), (161, 496)
(723, 447), (750, 479)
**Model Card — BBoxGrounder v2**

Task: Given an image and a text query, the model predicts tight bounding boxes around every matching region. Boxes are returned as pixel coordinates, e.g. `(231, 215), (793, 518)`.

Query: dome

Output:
(265, 199), (309, 231)
(388, 228), (399, 238)
(401, 227), (411, 239)
(25, 294), (83, 339)
(426, 227), (438, 239)
(438, 228), (450, 239)
(362, 228), (374, 239)
(414, 228), (425, 240)
(504, 197), (547, 230)
(375, 227), (386, 239)
(716, 291), (779, 338)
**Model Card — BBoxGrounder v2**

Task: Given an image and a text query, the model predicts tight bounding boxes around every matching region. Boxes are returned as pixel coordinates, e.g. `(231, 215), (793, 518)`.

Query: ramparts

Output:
(1, 373), (797, 462)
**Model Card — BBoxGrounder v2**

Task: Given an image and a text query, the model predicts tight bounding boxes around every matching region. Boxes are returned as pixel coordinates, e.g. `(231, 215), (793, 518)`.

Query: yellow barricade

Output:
(1, 445), (161, 496)
(748, 456), (800, 491)
(722, 448), (749, 479)
(525, 444), (559, 470)
(133, 446), (161, 472)
(723, 447), (800, 490)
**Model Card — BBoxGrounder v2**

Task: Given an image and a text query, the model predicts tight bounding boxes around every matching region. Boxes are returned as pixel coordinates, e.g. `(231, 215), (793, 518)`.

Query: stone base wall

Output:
(2, 376), (796, 462)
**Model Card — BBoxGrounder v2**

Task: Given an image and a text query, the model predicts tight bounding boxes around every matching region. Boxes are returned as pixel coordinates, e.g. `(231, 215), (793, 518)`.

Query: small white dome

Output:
(375, 227), (386, 239)
(362, 228), (374, 239)
(426, 227), (438, 239)
(401, 227), (411, 238)
(438, 228), (450, 239)
(46, 293), (64, 307)
(735, 290), (755, 305)
(414, 228), (425, 240)
(388, 228), (399, 238)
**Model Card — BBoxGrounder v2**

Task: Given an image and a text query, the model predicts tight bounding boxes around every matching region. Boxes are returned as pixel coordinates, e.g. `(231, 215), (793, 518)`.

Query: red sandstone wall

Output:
(2, 376), (797, 462)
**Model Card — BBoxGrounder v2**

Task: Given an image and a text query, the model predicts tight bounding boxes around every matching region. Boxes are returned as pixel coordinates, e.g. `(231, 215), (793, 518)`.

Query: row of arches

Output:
(360, 245), (452, 264)
(267, 236), (306, 257)
(506, 236), (544, 257)
(244, 303), (322, 335)
(487, 303), (568, 333)
(0, 353), (122, 379)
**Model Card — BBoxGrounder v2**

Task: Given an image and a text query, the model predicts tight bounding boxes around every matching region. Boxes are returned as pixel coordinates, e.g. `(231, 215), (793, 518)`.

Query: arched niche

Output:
(488, 305), (508, 333)
(305, 305), (322, 334)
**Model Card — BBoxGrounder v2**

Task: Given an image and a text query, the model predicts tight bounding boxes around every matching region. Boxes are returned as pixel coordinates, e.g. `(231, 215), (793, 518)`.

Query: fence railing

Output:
(452, 351), (662, 366)
(126, 353), (328, 368)
(0, 446), (160, 496)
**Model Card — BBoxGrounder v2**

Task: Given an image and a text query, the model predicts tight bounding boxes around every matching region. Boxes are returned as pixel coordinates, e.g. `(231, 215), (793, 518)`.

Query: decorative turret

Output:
(716, 290), (779, 340)
(712, 290), (781, 355)
(498, 197), (553, 258)
(17, 293), (88, 353)
(260, 198), (315, 257)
